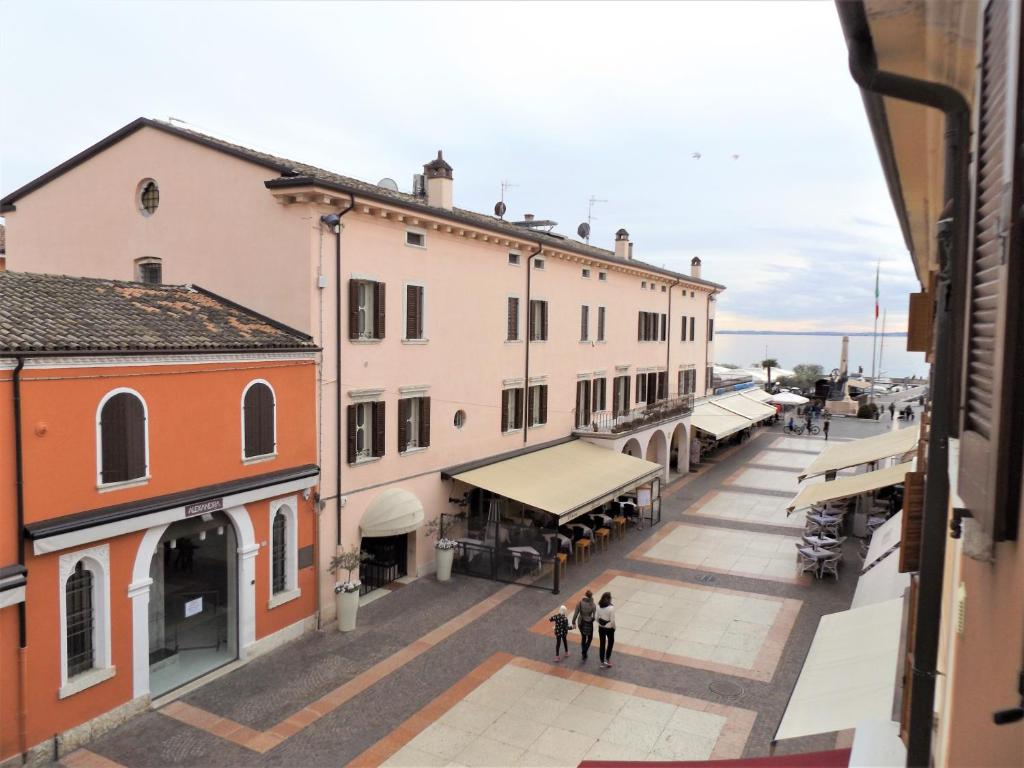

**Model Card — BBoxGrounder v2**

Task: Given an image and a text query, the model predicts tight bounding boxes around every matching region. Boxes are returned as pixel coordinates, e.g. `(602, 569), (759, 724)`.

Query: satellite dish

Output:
(377, 177), (399, 191)
(494, 201), (507, 218)
(577, 222), (591, 240)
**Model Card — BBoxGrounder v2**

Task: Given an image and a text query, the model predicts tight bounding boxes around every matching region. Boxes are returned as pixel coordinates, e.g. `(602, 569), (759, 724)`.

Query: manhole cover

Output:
(697, 574), (716, 584)
(709, 680), (744, 698)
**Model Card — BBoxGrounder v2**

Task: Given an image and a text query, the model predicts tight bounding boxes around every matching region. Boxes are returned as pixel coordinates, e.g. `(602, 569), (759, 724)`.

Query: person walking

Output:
(549, 605), (570, 661)
(889, 402), (896, 420)
(572, 590), (596, 662)
(823, 419), (830, 441)
(596, 592), (616, 669)
(805, 414), (813, 435)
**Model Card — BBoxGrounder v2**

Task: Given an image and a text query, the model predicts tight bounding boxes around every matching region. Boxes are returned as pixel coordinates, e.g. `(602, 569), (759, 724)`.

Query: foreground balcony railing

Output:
(578, 394), (694, 435)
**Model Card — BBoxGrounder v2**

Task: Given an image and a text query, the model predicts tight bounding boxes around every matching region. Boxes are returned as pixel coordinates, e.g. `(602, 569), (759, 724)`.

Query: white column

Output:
(128, 577), (153, 699)
(237, 543), (259, 658)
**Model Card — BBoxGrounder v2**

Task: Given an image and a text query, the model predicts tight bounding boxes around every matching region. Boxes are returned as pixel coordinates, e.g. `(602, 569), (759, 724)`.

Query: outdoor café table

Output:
(806, 513), (843, 529)
(506, 545), (540, 571)
(589, 513), (613, 529)
(802, 534), (842, 549)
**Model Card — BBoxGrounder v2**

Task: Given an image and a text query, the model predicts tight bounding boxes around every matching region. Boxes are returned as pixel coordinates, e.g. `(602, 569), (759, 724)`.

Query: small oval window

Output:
(139, 180), (160, 215)
(453, 410), (466, 429)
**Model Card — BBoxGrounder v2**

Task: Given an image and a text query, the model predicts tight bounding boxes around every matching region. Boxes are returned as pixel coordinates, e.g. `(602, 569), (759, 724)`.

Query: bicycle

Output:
(784, 424), (804, 435)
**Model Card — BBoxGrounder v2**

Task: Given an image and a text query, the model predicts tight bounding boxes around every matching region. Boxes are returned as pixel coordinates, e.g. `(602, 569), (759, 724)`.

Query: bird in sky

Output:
(691, 152), (702, 159)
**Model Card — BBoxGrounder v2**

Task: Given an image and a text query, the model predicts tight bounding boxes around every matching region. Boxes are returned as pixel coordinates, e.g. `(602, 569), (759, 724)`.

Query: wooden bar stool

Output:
(555, 552), (568, 578)
(595, 528), (610, 553)
(612, 516), (627, 540)
(574, 538), (591, 564)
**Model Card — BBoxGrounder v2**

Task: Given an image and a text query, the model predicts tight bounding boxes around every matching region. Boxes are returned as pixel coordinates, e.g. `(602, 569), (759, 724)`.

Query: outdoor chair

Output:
(820, 552), (842, 580)
(796, 545), (819, 578)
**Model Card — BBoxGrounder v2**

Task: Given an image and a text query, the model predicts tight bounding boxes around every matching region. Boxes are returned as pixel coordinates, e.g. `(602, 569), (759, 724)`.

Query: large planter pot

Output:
(335, 587), (359, 632)
(436, 547), (455, 582)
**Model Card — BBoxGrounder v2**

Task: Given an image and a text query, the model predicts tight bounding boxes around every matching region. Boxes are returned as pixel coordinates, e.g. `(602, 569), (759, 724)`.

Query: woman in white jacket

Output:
(595, 592), (616, 668)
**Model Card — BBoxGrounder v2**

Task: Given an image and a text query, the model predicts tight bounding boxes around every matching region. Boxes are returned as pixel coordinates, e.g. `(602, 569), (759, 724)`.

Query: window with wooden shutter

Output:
(647, 372), (658, 404)
(906, 292), (933, 353)
(243, 382), (276, 459)
(539, 386), (547, 425)
(405, 285), (424, 340)
(690, 316), (695, 341)
(501, 389), (510, 432)
(636, 373), (646, 404)
(507, 297), (519, 341)
(613, 377), (621, 417)
(959, 0), (1024, 541)
(581, 305), (589, 341)
(372, 401), (386, 456)
(657, 371), (668, 401)
(373, 282), (386, 339)
(638, 312), (643, 341)
(597, 306), (606, 341)
(529, 300), (548, 341)
(708, 318), (714, 341)
(681, 315), (687, 341)
(541, 301), (548, 341)
(397, 398), (409, 453)
(347, 404), (358, 464)
(515, 388), (524, 429)
(660, 314), (667, 341)
(898, 471), (926, 572)
(576, 380), (592, 428)
(99, 391), (147, 484)
(348, 280), (360, 339)
(419, 397), (430, 447)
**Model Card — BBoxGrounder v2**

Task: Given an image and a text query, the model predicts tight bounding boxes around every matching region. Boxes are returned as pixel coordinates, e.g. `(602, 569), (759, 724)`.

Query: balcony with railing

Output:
(576, 394), (695, 436)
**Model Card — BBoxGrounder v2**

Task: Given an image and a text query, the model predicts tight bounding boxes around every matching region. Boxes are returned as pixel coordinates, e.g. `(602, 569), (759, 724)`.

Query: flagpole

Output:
(869, 263), (879, 404)
(878, 308), (887, 385)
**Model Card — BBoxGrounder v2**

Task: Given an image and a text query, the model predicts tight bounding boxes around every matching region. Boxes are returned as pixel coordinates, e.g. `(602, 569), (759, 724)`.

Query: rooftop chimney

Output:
(423, 150), (453, 210)
(691, 256), (702, 279)
(615, 228), (631, 260)
(524, 213), (535, 222)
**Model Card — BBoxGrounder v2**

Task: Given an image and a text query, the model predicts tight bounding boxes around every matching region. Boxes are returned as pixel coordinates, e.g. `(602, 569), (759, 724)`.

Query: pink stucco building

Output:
(1, 118), (724, 623)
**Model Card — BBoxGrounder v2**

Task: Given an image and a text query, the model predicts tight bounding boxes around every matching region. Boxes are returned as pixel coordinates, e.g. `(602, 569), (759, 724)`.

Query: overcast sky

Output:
(0, 0), (916, 333)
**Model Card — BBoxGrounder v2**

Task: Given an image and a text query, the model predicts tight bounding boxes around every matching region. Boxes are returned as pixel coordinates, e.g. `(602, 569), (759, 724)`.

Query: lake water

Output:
(714, 333), (929, 379)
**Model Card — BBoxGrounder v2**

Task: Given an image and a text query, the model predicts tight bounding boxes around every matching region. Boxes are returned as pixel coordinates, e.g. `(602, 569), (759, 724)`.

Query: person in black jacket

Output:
(549, 606), (570, 661)
(572, 591), (596, 661)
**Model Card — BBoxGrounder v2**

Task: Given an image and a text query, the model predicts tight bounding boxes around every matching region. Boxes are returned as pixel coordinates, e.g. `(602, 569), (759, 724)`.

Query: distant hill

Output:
(718, 330), (907, 337)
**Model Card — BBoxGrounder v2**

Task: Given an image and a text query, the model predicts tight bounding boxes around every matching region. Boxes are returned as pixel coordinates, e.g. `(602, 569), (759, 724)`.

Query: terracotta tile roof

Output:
(0, 118), (724, 291)
(0, 271), (316, 354)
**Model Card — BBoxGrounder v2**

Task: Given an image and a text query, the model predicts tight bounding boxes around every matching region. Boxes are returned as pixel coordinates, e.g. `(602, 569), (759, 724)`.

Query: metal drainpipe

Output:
(836, 4), (969, 765)
(704, 291), (716, 395)
(523, 242), (545, 443)
(12, 356), (28, 759)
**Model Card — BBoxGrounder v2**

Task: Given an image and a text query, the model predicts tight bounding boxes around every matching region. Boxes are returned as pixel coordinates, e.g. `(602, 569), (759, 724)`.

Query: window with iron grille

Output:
(135, 259), (162, 284)
(99, 391), (147, 485)
(271, 511), (287, 594)
(243, 382), (276, 459)
(139, 180), (160, 215)
(65, 562), (95, 677)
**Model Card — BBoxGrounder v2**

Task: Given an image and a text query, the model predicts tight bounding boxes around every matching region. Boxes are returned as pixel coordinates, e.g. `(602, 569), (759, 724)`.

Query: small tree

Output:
(328, 546), (368, 593)
(760, 358), (780, 389)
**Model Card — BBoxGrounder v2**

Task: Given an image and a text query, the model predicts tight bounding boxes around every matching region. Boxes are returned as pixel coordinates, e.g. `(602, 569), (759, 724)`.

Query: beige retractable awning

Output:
(716, 393), (777, 421)
(451, 440), (663, 524)
(852, 553), (910, 609)
(798, 426), (919, 480)
(691, 401), (751, 440)
(787, 461), (914, 513)
(361, 488), (425, 537)
(742, 388), (774, 402)
(774, 597), (904, 742)
(847, 378), (873, 388)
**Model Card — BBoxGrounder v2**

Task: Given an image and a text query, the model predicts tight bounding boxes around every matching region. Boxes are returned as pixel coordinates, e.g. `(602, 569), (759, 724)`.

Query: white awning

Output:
(774, 597), (904, 742)
(361, 488), (425, 537)
(742, 388), (774, 402)
(715, 393), (778, 421)
(787, 462), (914, 513)
(691, 401), (751, 440)
(799, 427), (919, 480)
(849, 720), (906, 767)
(769, 391), (810, 405)
(864, 511), (903, 569)
(451, 440), (662, 524)
(852, 553), (910, 609)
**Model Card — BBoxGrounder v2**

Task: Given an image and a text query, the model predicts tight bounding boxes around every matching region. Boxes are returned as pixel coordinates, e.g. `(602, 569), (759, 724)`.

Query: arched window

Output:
(65, 562), (95, 676)
(242, 381), (276, 460)
(271, 511), (286, 594)
(98, 390), (148, 485)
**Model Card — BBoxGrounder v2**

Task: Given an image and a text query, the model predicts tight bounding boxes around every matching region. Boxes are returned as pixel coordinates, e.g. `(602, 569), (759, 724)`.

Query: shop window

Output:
(97, 389), (148, 487)
(242, 380), (276, 460)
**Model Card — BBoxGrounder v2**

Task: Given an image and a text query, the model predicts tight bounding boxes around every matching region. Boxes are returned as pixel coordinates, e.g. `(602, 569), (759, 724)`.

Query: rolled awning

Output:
(691, 401), (751, 440)
(864, 510), (902, 569)
(360, 488), (425, 537)
(774, 597), (904, 742)
(798, 426), (919, 480)
(786, 461), (914, 513)
(451, 440), (663, 524)
(715, 392), (778, 421)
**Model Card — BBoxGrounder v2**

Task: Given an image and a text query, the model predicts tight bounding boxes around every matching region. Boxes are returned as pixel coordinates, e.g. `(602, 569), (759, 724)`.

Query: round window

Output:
(453, 410), (467, 429)
(138, 180), (160, 215)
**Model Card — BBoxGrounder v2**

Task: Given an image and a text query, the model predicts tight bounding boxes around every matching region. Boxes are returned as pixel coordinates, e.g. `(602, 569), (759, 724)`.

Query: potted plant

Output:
(328, 547), (366, 632)
(424, 515), (461, 582)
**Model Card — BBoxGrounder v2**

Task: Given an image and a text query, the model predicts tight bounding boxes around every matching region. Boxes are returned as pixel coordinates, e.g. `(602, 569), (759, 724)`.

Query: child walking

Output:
(549, 605), (570, 661)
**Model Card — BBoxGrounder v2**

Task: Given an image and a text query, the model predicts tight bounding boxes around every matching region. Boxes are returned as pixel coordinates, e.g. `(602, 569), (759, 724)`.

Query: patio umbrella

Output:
(770, 391), (810, 405)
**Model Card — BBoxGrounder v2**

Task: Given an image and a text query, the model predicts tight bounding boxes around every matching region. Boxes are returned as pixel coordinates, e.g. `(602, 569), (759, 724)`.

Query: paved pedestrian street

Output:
(60, 424), (877, 768)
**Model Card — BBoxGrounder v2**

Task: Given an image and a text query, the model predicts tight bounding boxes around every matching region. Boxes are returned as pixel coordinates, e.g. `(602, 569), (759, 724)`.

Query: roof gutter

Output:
(836, 4), (969, 766)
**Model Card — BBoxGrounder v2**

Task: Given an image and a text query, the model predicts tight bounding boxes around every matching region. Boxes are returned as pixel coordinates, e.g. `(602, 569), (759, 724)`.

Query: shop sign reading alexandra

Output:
(185, 498), (224, 517)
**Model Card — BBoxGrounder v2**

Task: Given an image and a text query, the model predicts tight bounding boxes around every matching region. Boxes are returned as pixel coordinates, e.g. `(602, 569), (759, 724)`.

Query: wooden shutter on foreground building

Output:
(348, 280), (360, 339)
(419, 397), (431, 447)
(959, 0), (1024, 541)
(406, 285), (422, 340)
(100, 393), (146, 483)
(397, 398), (409, 453)
(906, 292), (933, 353)
(501, 390), (509, 432)
(539, 387), (547, 424)
(515, 388), (524, 430)
(346, 404), (357, 464)
(899, 576), (919, 742)
(899, 471), (926, 572)
(507, 297), (519, 341)
(373, 282), (386, 339)
(372, 401), (385, 456)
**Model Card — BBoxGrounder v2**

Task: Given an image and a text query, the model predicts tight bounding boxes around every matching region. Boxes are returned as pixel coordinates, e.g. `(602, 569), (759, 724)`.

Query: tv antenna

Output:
(501, 179), (518, 205)
(585, 195), (607, 242)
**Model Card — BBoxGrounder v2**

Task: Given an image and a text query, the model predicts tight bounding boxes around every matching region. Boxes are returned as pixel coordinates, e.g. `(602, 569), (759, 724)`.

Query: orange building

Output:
(0, 271), (320, 764)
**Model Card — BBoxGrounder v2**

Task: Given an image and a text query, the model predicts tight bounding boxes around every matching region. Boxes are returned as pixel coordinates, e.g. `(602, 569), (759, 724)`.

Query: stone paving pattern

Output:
(60, 415), (902, 767)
